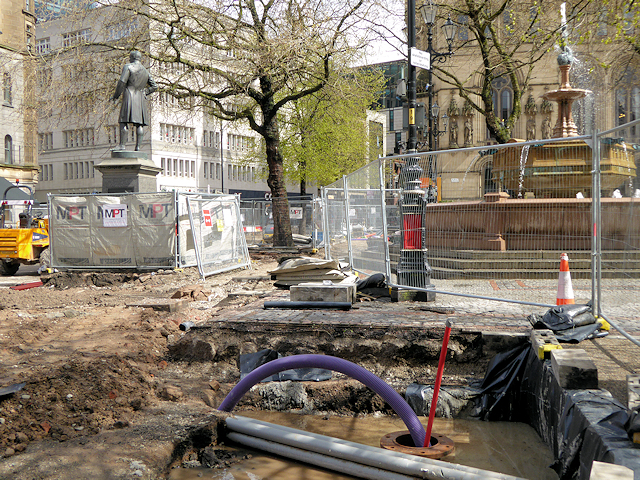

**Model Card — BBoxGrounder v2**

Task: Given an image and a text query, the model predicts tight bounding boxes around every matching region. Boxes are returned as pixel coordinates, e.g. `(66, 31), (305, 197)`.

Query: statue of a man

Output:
(111, 51), (157, 151)
(526, 118), (536, 141)
(464, 118), (473, 146)
(541, 116), (552, 139)
(449, 120), (459, 148)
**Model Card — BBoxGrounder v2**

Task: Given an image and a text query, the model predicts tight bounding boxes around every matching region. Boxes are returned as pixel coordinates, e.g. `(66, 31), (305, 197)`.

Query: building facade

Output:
(0, 0), (39, 191)
(377, 4), (640, 201)
(33, 8), (297, 204)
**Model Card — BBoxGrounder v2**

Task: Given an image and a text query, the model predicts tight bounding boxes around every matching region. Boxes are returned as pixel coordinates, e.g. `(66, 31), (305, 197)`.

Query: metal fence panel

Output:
(595, 119), (640, 316)
(240, 197), (317, 245)
(185, 194), (251, 278)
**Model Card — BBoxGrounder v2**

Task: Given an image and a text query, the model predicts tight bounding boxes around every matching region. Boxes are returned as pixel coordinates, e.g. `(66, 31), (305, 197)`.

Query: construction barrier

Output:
(48, 192), (250, 276)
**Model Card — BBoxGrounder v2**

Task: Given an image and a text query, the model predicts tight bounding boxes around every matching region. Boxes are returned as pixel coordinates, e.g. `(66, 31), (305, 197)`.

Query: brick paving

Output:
(216, 279), (640, 336)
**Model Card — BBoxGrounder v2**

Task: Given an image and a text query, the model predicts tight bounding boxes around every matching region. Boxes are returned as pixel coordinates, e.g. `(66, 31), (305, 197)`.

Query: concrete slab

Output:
(290, 282), (356, 304)
(551, 349), (598, 389)
(589, 461), (634, 479)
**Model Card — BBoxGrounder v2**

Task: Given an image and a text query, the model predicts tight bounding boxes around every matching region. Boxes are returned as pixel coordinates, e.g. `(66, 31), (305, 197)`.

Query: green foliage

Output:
(278, 67), (385, 188)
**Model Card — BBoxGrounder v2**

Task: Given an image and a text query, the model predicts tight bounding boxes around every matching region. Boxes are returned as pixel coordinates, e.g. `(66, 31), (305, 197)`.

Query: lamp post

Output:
(396, 0), (456, 301)
(418, 0), (457, 152)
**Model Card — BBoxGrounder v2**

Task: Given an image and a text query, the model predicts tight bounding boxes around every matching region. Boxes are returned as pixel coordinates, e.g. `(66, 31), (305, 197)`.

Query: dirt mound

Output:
(1, 354), (158, 456)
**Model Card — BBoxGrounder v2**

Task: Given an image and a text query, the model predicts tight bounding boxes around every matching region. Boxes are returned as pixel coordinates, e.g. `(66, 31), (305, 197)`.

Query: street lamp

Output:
(418, 0), (457, 153)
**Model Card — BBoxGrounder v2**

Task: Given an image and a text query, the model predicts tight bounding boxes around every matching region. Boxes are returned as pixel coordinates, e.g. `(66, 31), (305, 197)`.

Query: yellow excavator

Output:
(0, 184), (50, 275)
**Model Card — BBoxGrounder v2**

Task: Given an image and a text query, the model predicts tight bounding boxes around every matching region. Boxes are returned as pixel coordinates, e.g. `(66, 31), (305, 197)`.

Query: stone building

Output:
(0, 0), (39, 190)
(376, 4), (639, 201)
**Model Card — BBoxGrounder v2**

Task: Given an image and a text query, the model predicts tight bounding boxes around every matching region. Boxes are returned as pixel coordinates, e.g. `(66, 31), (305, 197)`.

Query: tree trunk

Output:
(264, 117), (294, 247)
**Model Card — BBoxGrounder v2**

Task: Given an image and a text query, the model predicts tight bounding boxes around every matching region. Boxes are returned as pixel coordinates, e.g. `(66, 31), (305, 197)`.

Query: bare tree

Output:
(111, 0), (374, 246)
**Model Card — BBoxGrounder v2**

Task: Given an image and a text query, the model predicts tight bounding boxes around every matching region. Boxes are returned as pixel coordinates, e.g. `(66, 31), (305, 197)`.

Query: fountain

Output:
(419, 4), (640, 260)
(492, 4), (636, 198)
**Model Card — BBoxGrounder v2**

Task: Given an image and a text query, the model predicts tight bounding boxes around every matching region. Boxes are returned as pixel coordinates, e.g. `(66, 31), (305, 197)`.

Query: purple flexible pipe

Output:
(217, 354), (427, 447)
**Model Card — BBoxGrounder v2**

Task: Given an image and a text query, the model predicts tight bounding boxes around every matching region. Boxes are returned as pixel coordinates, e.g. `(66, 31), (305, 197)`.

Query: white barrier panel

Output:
(49, 193), (176, 269)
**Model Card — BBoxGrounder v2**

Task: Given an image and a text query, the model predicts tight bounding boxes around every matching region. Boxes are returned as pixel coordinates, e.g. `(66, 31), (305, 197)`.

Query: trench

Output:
(166, 322), (639, 479)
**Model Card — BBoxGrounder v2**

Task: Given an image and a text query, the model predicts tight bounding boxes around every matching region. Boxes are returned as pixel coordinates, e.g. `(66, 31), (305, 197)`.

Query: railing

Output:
(323, 121), (640, 313)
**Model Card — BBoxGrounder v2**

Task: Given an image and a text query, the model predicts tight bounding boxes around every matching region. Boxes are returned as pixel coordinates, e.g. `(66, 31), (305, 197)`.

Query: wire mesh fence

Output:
(322, 122), (640, 309)
(594, 121), (640, 316)
(240, 196), (316, 246)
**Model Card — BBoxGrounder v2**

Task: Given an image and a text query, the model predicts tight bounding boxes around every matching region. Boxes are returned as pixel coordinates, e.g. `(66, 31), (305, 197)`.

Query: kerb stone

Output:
(550, 349), (598, 389)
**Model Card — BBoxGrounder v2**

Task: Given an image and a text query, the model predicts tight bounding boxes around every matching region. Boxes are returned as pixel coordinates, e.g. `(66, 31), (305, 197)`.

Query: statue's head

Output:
(129, 50), (142, 62)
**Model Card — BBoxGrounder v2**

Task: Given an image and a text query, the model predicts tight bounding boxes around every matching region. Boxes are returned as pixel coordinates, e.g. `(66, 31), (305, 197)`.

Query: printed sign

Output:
(216, 219), (224, 232)
(290, 208), (303, 220)
(202, 209), (212, 227)
(102, 204), (127, 227)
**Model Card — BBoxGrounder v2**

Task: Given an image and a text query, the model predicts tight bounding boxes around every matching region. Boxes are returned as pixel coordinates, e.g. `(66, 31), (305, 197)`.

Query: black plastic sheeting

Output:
(472, 343), (640, 479)
(239, 349), (332, 383)
(528, 304), (607, 343)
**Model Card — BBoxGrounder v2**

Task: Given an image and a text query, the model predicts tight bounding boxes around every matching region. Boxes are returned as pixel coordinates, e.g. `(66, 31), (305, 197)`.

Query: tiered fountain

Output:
(492, 9), (636, 198)
(421, 7), (639, 262)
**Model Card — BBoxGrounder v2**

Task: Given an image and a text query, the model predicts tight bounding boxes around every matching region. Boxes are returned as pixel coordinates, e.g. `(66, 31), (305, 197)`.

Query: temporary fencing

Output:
(240, 196), (319, 247)
(184, 194), (250, 278)
(323, 121), (640, 314)
(49, 192), (176, 268)
(48, 192), (249, 276)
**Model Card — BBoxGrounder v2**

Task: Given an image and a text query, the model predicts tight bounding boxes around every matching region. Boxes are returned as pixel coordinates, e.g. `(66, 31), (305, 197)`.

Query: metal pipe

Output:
(344, 175), (354, 269)
(228, 432), (417, 480)
(591, 131), (598, 317)
(600, 313), (640, 349)
(379, 159), (392, 282)
(226, 416), (525, 480)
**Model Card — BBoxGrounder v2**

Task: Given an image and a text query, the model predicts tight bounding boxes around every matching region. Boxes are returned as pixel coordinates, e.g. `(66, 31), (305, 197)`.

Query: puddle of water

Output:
(169, 411), (559, 480)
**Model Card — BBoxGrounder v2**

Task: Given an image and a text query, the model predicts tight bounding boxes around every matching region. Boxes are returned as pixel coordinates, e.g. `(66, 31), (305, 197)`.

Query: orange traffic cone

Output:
(557, 252), (575, 305)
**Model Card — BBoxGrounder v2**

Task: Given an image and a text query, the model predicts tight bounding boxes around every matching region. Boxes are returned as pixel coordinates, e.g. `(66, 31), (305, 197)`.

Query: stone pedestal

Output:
(95, 150), (161, 194)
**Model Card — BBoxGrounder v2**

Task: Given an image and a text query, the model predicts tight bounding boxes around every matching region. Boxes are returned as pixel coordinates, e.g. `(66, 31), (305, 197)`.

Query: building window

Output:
(36, 38), (51, 55)
(389, 110), (394, 131)
(491, 76), (513, 122)
(616, 67), (640, 142)
(4, 135), (12, 164)
(62, 29), (91, 48)
(3, 73), (12, 105)
(39, 133), (53, 151)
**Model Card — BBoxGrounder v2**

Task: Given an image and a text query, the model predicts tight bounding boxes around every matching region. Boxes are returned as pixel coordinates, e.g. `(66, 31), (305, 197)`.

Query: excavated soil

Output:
(0, 251), (564, 478)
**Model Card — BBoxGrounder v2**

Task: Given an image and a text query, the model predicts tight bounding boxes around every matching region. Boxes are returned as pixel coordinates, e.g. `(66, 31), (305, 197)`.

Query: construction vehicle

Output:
(0, 184), (50, 275)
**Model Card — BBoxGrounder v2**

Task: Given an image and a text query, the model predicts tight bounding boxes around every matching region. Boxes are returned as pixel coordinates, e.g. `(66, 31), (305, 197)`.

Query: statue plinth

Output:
(95, 150), (161, 194)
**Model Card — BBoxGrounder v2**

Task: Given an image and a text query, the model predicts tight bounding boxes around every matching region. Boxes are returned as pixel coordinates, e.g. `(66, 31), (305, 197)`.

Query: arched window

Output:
(4, 135), (13, 164)
(3, 72), (12, 105)
(491, 76), (513, 122)
(615, 65), (640, 142)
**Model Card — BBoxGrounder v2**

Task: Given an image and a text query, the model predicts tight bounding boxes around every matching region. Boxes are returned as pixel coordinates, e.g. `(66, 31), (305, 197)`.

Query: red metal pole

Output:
(424, 319), (452, 447)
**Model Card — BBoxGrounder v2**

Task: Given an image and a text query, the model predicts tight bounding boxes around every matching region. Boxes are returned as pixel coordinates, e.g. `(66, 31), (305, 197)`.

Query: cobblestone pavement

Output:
(220, 278), (640, 336)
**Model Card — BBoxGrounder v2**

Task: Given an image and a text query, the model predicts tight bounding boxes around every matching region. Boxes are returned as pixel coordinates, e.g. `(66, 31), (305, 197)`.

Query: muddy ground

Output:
(0, 251), (548, 478)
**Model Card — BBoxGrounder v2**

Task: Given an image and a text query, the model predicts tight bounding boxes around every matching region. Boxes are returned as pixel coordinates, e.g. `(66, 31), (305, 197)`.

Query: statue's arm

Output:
(146, 74), (158, 96)
(111, 65), (130, 101)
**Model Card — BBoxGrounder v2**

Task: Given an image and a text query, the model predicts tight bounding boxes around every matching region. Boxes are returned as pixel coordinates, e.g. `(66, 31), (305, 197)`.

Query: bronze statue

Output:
(111, 51), (157, 151)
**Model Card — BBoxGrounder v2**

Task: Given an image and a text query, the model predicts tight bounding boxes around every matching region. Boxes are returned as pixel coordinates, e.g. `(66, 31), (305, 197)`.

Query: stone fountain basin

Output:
(491, 139), (637, 198)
